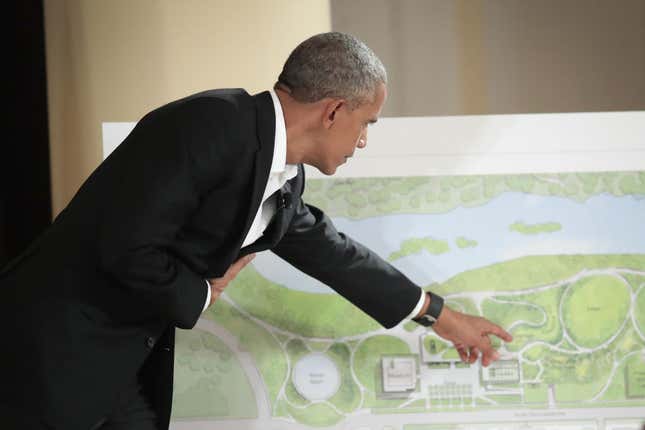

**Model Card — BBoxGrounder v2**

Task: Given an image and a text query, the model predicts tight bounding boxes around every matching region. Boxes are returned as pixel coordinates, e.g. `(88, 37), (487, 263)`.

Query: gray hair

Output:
(277, 32), (387, 107)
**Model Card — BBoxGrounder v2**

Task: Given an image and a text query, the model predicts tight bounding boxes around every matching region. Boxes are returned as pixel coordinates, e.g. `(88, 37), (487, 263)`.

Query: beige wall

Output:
(44, 0), (331, 216)
(331, 0), (645, 118)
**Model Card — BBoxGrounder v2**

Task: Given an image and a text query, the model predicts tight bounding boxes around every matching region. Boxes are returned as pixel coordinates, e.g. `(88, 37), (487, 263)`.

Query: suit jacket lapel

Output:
(234, 91), (276, 254)
(239, 179), (295, 255)
(266, 181), (294, 242)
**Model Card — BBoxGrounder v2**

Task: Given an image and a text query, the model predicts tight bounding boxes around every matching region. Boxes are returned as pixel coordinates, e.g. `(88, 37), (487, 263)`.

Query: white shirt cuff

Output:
(202, 280), (211, 313)
(405, 289), (426, 320)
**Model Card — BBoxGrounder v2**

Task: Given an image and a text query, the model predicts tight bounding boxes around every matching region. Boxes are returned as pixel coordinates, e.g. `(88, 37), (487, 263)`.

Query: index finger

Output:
(485, 322), (513, 343)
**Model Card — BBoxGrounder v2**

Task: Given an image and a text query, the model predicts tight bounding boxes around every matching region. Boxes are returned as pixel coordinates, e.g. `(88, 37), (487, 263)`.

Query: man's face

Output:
(317, 83), (387, 175)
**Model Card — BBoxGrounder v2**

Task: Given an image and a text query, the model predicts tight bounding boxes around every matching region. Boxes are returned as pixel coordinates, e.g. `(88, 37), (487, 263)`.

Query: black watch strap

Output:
(413, 291), (444, 327)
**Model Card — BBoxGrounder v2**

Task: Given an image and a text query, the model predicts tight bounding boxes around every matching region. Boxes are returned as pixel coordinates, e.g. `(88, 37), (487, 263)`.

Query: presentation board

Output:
(103, 111), (645, 430)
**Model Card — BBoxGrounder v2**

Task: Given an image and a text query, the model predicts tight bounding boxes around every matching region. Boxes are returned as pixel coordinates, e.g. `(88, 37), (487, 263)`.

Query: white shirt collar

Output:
(269, 89), (290, 173)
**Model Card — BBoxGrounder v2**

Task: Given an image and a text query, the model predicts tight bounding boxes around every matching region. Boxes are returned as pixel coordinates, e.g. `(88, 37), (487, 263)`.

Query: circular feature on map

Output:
(292, 353), (340, 401)
(562, 275), (630, 349)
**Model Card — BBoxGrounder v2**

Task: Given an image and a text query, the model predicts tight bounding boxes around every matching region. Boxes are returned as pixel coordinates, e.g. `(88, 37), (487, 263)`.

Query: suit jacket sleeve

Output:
(271, 168), (423, 329)
(96, 97), (240, 329)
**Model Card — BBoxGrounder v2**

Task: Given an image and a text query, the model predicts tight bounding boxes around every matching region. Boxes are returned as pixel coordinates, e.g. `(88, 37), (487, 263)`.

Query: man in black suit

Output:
(0, 32), (511, 429)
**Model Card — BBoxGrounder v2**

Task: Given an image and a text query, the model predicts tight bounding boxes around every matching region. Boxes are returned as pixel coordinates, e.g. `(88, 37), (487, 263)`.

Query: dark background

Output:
(3, 0), (52, 268)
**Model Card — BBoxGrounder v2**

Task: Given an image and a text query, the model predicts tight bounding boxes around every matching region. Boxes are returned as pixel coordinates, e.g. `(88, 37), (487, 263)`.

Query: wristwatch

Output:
(413, 291), (444, 327)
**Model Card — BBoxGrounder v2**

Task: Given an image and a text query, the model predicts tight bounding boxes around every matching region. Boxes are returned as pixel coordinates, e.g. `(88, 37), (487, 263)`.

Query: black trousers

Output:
(0, 378), (157, 430)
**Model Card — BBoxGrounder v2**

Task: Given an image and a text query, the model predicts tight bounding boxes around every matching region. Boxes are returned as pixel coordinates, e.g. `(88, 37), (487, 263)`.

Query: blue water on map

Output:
(251, 192), (645, 294)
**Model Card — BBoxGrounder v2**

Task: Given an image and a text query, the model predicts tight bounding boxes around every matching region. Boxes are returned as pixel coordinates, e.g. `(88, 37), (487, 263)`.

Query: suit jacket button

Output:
(146, 337), (155, 349)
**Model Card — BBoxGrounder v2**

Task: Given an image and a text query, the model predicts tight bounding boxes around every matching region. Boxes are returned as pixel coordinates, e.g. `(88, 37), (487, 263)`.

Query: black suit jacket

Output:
(0, 89), (421, 429)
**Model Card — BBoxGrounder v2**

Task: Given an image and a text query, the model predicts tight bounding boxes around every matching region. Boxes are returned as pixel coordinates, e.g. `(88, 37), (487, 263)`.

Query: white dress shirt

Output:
(202, 90), (296, 310)
(203, 90), (425, 321)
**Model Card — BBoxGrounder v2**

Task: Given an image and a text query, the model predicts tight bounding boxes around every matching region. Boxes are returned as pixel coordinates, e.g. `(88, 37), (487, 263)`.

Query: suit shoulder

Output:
(182, 88), (254, 111)
(145, 89), (254, 124)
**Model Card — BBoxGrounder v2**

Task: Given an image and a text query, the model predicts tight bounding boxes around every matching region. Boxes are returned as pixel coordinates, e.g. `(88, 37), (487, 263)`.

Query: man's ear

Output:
(322, 99), (345, 129)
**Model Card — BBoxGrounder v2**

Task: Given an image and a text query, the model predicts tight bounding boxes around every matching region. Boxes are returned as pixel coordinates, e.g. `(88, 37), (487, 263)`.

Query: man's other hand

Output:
(207, 254), (255, 307)
(432, 307), (513, 367)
